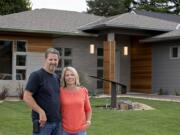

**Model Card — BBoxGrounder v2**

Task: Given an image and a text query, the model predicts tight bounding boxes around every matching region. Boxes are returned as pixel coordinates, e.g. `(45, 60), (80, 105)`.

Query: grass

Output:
(0, 101), (31, 135)
(0, 98), (180, 135)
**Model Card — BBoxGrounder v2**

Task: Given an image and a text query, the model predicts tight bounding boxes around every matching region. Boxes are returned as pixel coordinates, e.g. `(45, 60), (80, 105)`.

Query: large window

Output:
(0, 40), (27, 80)
(55, 47), (73, 76)
(15, 41), (27, 80)
(0, 40), (13, 80)
(97, 48), (104, 89)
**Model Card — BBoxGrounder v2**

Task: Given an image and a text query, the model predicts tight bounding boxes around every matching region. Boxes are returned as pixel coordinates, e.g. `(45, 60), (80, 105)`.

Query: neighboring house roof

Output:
(0, 8), (102, 36)
(141, 29), (180, 42)
(134, 10), (180, 23)
(79, 12), (179, 32)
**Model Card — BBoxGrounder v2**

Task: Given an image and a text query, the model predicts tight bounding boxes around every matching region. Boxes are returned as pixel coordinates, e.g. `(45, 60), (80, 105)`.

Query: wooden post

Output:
(103, 41), (115, 94)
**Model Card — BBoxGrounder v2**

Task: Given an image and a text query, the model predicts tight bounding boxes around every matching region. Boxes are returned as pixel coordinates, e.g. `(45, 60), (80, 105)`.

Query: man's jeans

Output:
(62, 130), (86, 135)
(33, 122), (62, 135)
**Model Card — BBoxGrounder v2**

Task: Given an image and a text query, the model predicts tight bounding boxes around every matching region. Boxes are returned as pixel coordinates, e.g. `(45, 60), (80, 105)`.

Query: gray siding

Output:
(26, 52), (44, 79)
(53, 36), (104, 93)
(152, 40), (180, 94)
(116, 35), (131, 92)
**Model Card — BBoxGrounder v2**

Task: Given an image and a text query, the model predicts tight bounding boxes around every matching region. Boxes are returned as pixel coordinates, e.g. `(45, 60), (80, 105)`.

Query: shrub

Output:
(0, 86), (9, 100)
(158, 88), (164, 95)
(16, 83), (24, 100)
(175, 90), (180, 96)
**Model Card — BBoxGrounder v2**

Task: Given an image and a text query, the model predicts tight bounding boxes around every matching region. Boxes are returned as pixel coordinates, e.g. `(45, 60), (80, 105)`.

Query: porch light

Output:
(123, 46), (128, 56)
(90, 44), (95, 54)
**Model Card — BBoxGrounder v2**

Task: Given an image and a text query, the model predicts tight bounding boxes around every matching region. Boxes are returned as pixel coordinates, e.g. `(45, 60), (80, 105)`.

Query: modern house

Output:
(0, 8), (179, 96)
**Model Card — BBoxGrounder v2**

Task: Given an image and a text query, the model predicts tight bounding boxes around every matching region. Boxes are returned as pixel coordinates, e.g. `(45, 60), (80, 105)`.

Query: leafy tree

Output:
(86, 0), (180, 16)
(0, 0), (32, 15)
(86, 0), (132, 16)
(132, 0), (180, 15)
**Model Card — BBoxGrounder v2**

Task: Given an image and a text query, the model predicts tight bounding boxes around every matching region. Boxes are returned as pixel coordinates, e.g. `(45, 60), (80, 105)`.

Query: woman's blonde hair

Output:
(61, 66), (80, 87)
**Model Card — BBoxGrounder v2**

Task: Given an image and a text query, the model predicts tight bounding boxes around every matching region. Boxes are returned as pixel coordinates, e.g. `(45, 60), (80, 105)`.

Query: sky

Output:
(31, 0), (88, 12)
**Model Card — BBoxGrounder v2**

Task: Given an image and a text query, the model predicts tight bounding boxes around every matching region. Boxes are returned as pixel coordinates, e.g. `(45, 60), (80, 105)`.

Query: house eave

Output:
(81, 24), (172, 34)
(0, 28), (97, 37)
(140, 36), (180, 43)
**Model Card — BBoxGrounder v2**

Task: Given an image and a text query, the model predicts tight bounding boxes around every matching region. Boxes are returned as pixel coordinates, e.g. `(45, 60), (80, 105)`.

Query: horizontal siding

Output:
(152, 41), (180, 94)
(131, 37), (152, 93)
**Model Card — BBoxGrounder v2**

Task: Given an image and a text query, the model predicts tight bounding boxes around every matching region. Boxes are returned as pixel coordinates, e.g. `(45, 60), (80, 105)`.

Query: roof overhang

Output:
(0, 27), (98, 37)
(140, 30), (180, 43)
(140, 36), (180, 43)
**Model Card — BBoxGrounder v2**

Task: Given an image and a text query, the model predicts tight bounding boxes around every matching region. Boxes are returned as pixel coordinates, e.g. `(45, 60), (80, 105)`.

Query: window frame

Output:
(13, 40), (27, 80)
(169, 46), (180, 59)
(97, 47), (104, 89)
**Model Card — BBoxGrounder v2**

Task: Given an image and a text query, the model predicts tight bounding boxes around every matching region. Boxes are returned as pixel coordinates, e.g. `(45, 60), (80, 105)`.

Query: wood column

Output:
(103, 41), (116, 94)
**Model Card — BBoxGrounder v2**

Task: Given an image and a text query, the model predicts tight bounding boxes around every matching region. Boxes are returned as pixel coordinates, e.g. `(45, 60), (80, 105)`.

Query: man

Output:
(23, 48), (61, 135)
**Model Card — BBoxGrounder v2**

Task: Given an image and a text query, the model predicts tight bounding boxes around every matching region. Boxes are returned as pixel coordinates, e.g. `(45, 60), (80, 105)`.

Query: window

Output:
(64, 59), (72, 66)
(16, 69), (26, 80)
(97, 80), (103, 89)
(16, 55), (26, 66)
(0, 40), (27, 80)
(170, 46), (180, 59)
(0, 40), (13, 80)
(55, 47), (73, 76)
(64, 48), (72, 56)
(97, 69), (103, 77)
(15, 40), (27, 80)
(97, 48), (104, 89)
(97, 59), (103, 67)
(16, 41), (26, 52)
(97, 48), (103, 56)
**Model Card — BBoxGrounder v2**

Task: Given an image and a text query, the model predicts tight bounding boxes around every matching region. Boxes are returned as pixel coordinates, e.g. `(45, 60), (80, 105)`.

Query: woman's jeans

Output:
(62, 130), (86, 135)
(33, 122), (62, 135)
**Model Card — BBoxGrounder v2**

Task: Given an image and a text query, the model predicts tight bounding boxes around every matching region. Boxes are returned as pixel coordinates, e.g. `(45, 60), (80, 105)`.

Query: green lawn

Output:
(0, 98), (180, 135)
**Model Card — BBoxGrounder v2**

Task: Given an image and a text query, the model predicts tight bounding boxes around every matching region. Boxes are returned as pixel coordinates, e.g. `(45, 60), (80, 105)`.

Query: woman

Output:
(60, 66), (92, 135)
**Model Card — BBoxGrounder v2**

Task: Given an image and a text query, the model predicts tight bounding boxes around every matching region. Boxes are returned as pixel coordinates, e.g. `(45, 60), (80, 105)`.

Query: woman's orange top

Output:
(60, 87), (92, 133)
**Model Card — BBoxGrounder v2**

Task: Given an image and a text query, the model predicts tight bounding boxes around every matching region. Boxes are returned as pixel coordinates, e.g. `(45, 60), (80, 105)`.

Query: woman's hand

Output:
(86, 120), (91, 128)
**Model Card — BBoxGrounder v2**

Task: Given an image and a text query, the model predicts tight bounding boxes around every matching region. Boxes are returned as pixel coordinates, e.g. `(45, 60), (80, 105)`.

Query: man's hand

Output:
(23, 91), (47, 127)
(39, 110), (47, 127)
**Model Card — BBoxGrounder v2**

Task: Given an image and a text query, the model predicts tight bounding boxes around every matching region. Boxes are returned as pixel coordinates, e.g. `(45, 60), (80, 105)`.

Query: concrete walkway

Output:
(94, 92), (180, 102)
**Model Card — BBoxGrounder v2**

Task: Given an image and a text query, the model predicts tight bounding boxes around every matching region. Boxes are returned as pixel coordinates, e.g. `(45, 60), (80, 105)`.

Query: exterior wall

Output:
(0, 34), (52, 96)
(53, 36), (104, 93)
(26, 52), (44, 79)
(152, 40), (180, 95)
(131, 37), (152, 93)
(116, 35), (131, 92)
